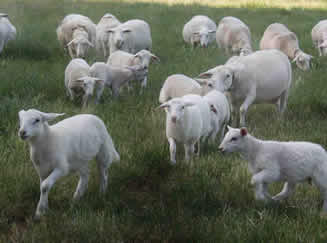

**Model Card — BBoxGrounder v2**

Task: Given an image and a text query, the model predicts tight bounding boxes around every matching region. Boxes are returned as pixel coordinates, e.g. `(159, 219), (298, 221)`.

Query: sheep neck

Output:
(28, 123), (52, 149)
(238, 134), (262, 162)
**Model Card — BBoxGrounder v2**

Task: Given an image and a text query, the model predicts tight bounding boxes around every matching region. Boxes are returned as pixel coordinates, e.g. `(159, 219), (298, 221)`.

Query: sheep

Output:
(107, 19), (152, 55)
(96, 13), (121, 60)
(260, 23), (313, 71)
(158, 97), (203, 164)
(203, 90), (231, 143)
(107, 49), (160, 92)
(182, 15), (217, 48)
(198, 49), (292, 127)
(56, 14), (96, 58)
(89, 62), (148, 98)
(218, 126), (327, 215)
(0, 13), (16, 54)
(158, 74), (215, 104)
(65, 58), (104, 107)
(216, 16), (253, 56)
(311, 20), (327, 56)
(18, 109), (120, 219)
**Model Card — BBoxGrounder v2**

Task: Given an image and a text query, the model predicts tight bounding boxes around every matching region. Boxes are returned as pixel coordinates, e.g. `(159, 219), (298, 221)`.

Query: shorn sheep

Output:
(18, 109), (120, 219)
(311, 20), (327, 56)
(0, 13), (16, 54)
(219, 126), (327, 215)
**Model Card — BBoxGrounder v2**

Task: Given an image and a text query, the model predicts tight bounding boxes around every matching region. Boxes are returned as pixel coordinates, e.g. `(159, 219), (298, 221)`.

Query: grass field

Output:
(2, 0), (327, 242)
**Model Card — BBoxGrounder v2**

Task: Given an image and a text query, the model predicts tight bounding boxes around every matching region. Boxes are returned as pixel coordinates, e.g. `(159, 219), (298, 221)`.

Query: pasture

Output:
(2, 0), (327, 241)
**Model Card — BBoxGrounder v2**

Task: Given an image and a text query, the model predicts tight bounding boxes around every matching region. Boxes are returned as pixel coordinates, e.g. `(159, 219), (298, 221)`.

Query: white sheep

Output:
(198, 49), (292, 127)
(89, 62), (148, 98)
(216, 16), (253, 56)
(96, 13), (121, 60)
(65, 58), (104, 107)
(203, 90), (230, 143)
(158, 74), (214, 104)
(18, 109), (120, 219)
(107, 49), (160, 92)
(0, 13), (16, 54)
(56, 14), (96, 58)
(182, 15), (217, 48)
(260, 23), (313, 71)
(311, 20), (327, 56)
(219, 126), (327, 215)
(107, 19), (152, 55)
(158, 97), (203, 163)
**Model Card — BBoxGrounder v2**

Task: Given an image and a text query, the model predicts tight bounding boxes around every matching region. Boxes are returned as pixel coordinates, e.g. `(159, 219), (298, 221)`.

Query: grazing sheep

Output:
(18, 109), (120, 219)
(219, 126), (327, 215)
(158, 74), (214, 104)
(56, 14), (96, 58)
(311, 20), (327, 56)
(107, 19), (152, 55)
(158, 97), (203, 163)
(96, 13), (121, 60)
(0, 13), (16, 54)
(216, 16), (253, 56)
(65, 58), (104, 107)
(182, 15), (217, 48)
(198, 49), (292, 127)
(107, 49), (160, 92)
(89, 62), (148, 98)
(260, 23), (313, 71)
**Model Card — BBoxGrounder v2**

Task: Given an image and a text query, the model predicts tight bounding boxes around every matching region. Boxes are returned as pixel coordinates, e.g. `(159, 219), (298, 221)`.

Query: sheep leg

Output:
(272, 182), (296, 201)
(184, 143), (194, 163)
(96, 143), (112, 194)
(95, 85), (105, 104)
(35, 168), (66, 219)
(140, 76), (148, 94)
(251, 169), (280, 201)
(278, 90), (289, 115)
(168, 137), (176, 164)
(240, 93), (256, 127)
(73, 164), (89, 200)
(0, 39), (5, 54)
(209, 128), (218, 144)
(82, 94), (89, 108)
(68, 89), (75, 101)
(68, 46), (75, 59)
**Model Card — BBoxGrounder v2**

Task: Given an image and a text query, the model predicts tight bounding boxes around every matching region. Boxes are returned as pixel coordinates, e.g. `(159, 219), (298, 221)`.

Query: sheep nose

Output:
(218, 147), (225, 153)
(19, 130), (27, 139)
(171, 116), (177, 123)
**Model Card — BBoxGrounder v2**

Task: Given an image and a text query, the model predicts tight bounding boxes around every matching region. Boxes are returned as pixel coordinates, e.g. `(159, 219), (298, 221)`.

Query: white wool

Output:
(312, 20), (327, 56)
(0, 14), (16, 54)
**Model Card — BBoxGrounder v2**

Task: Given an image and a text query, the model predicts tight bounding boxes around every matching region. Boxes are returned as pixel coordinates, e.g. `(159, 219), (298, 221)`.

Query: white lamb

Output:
(219, 126), (327, 215)
(311, 20), (327, 56)
(18, 109), (120, 219)
(107, 19), (152, 55)
(0, 13), (16, 54)
(56, 14), (96, 58)
(96, 13), (121, 60)
(65, 58), (104, 107)
(182, 15), (217, 48)
(107, 49), (159, 92)
(260, 23), (313, 71)
(89, 62), (148, 98)
(216, 16), (253, 56)
(198, 49), (292, 127)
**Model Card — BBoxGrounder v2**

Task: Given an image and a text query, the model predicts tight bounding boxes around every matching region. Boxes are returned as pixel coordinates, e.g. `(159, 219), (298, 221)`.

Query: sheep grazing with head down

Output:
(219, 126), (327, 215)
(0, 13), (16, 54)
(18, 109), (120, 219)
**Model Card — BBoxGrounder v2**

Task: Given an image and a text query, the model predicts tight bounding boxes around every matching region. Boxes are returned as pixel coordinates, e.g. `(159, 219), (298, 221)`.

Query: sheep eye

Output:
(226, 74), (230, 78)
(34, 118), (40, 124)
(181, 106), (185, 109)
(231, 137), (237, 141)
(208, 83), (213, 87)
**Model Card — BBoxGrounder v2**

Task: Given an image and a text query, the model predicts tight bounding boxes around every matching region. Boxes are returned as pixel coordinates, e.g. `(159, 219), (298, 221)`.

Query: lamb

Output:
(18, 109), (120, 219)
(96, 13), (121, 60)
(216, 16), (253, 56)
(89, 62), (148, 98)
(219, 126), (327, 215)
(107, 49), (160, 92)
(56, 14), (96, 58)
(198, 49), (292, 127)
(65, 58), (104, 107)
(260, 23), (313, 71)
(158, 74), (214, 104)
(182, 15), (217, 48)
(311, 20), (327, 56)
(107, 19), (152, 55)
(0, 13), (16, 54)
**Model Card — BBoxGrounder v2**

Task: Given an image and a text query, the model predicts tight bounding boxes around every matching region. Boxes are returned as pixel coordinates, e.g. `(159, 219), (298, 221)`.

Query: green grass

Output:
(2, 0), (327, 242)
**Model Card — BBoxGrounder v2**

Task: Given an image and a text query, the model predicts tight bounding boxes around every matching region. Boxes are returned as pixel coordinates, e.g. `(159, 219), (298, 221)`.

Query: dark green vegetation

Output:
(2, 0), (327, 242)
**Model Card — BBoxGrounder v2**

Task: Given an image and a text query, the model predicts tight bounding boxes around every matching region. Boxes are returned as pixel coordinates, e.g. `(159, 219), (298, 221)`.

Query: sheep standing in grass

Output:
(18, 109), (120, 219)
(182, 15), (217, 48)
(65, 58), (104, 107)
(56, 14), (96, 58)
(96, 13), (121, 60)
(219, 126), (327, 215)
(311, 20), (327, 56)
(0, 13), (16, 54)
(216, 16), (253, 56)
(260, 23), (313, 71)
(107, 49), (160, 92)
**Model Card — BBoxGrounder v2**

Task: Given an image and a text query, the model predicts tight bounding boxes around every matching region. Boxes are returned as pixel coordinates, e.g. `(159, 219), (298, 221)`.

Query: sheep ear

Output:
(123, 29), (131, 33)
(66, 38), (76, 47)
(209, 30), (216, 33)
(18, 110), (26, 118)
(183, 101), (195, 107)
(240, 127), (247, 137)
(156, 103), (169, 109)
(151, 54), (160, 62)
(38, 111), (65, 122)
(194, 78), (207, 85)
(197, 71), (213, 79)
(227, 125), (232, 130)
(0, 13), (9, 18)
(106, 28), (114, 33)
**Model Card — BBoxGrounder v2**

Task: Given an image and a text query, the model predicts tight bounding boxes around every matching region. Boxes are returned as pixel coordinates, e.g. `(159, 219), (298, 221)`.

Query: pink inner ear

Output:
(240, 128), (247, 136)
(210, 105), (217, 114)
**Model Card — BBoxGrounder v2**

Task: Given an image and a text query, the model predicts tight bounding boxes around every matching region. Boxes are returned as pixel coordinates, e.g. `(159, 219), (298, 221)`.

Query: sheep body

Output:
(311, 20), (327, 56)
(0, 14), (16, 54)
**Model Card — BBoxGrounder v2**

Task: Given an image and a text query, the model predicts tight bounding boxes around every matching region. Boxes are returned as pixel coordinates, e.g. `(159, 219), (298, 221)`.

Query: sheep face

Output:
(192, 29), (215, 47)
(108, 27), (130, 50)
(218, 126), (248, 153)
(159, 98), (195, 124)
(293, 52), (313, 71)
(198, 66), (234, 93)
(133, 50), (160, 67)
(127, 65), (148, 81)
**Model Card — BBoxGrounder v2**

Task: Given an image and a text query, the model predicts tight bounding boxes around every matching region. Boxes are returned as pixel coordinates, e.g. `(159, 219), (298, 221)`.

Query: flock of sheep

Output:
(3, 10), (327, 219)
